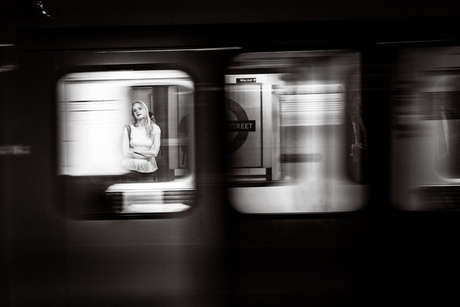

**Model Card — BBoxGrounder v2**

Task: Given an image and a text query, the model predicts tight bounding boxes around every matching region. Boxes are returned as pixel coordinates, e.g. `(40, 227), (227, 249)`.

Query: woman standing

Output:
(122, 100), (161, 181)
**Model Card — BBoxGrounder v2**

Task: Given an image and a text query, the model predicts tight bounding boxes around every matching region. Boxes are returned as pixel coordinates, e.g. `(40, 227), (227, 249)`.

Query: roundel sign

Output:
(226, 98), (256, 153)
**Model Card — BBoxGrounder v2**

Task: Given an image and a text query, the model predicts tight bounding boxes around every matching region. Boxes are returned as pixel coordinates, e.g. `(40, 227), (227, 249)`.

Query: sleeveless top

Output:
(122, 124), (161, 173)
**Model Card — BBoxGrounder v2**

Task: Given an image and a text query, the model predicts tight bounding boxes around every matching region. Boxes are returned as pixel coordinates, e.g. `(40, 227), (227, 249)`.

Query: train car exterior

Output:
(2, 2), (460, 307)
(2, 26), (236, 306)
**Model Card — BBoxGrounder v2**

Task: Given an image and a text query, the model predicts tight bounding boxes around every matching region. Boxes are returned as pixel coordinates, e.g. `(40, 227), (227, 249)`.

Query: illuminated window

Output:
(225, 50), (367, 213)
(391, 47), (460, 210)
(58, 70), (194, 216)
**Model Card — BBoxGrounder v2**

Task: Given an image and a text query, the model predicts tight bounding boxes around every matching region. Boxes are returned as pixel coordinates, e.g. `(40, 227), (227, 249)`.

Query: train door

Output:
(224, 49), (370, 307)
(5, 30), (231, 305)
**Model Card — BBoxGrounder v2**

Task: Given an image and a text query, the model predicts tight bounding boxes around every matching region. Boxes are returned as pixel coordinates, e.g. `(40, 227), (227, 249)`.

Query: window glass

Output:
(58, 70), (194, 216)
(225, 51), (367, 213)
(391, 47), (460, 210)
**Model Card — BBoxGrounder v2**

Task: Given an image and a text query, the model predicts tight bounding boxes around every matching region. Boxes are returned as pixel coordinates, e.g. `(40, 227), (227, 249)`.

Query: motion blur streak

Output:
(391, 46), (460, 210)
(226, 50), (367, 213)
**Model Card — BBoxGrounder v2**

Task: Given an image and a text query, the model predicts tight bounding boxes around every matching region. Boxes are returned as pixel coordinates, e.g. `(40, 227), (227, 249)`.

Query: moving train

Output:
(2, 1), (460, 306)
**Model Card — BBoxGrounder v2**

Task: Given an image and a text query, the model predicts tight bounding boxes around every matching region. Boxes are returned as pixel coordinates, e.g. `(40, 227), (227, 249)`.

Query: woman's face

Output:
(132, 103), (147, 121)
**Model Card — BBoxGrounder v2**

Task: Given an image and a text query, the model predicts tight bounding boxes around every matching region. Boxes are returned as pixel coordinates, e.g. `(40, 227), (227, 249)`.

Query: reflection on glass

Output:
(58, 70), (194, 215)
(225, 50), (367, 213)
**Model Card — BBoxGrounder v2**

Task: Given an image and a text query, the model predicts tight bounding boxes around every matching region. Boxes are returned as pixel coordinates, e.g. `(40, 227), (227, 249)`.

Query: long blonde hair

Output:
(131, 100), (155, 137)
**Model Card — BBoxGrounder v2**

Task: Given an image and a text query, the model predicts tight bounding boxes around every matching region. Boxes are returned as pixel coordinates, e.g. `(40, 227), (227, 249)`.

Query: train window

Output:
(391, 46), (460, 211)
(58, 70), (194, 216)
(225, 50), (368, 214)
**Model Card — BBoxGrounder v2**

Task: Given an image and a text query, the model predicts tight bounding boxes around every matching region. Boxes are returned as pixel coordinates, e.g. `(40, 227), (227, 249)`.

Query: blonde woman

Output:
(122, 100), (161, 181)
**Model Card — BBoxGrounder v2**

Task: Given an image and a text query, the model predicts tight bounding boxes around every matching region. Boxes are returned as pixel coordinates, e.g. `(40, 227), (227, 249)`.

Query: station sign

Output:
(228, 120), (256, 132)
(236, 78), (257, 83)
